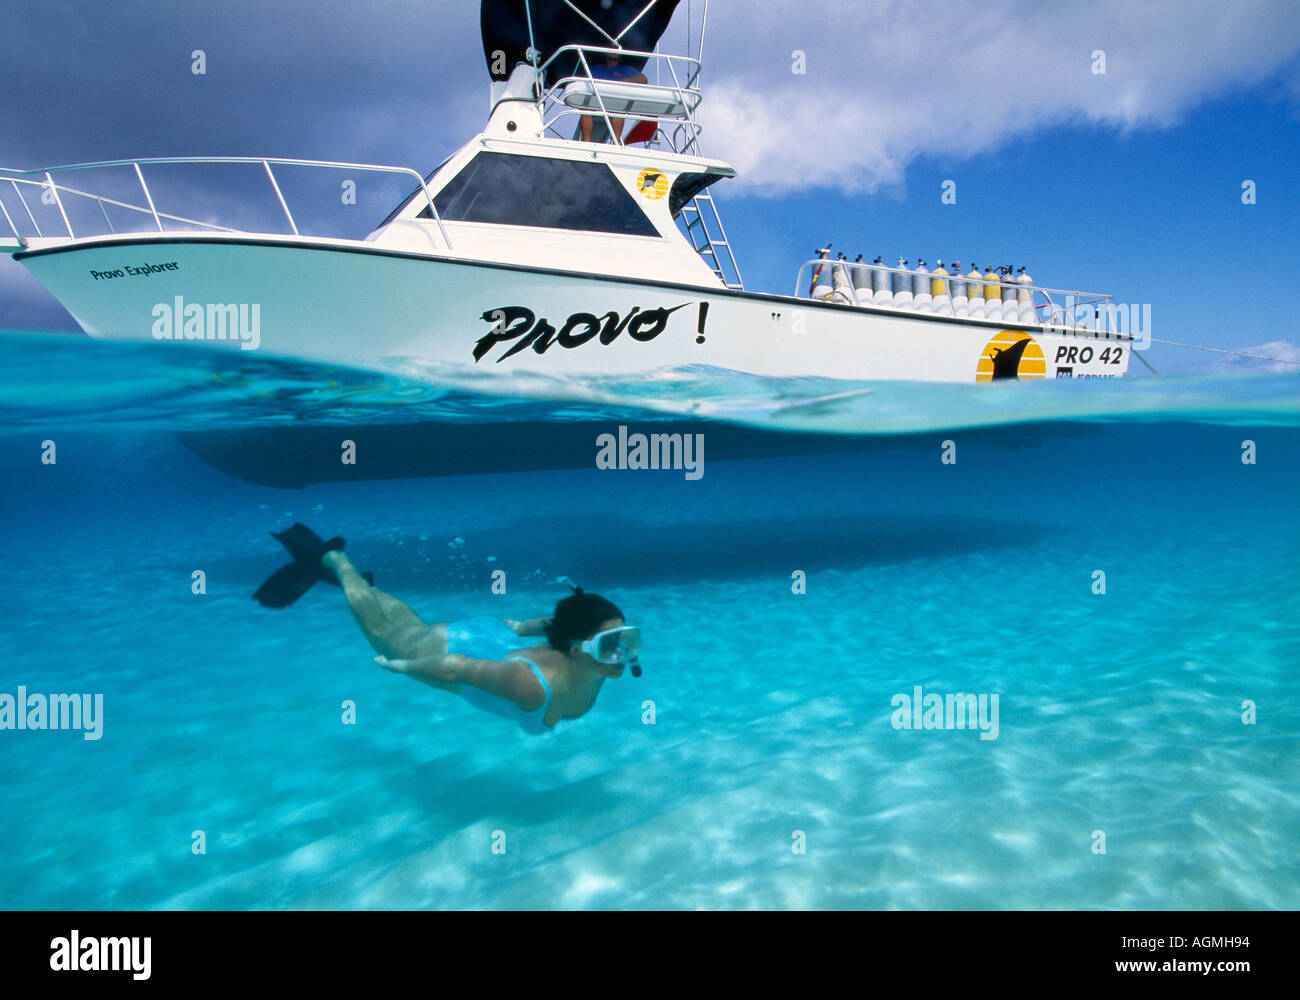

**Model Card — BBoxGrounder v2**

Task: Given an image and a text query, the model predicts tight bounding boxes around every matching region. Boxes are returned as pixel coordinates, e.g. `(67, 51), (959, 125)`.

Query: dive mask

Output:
(581, 626), (642, 676)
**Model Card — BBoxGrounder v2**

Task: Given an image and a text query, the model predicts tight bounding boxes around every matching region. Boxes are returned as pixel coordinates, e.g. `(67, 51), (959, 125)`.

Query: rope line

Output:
(1149, 338), (1300, 366)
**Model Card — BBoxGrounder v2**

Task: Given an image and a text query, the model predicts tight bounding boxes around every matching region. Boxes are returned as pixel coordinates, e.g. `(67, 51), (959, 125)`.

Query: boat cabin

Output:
(368, 42), (738, 289)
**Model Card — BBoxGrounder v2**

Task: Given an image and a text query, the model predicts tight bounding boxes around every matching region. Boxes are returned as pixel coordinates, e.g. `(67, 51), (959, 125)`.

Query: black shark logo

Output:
(986, 337), (1031, 380)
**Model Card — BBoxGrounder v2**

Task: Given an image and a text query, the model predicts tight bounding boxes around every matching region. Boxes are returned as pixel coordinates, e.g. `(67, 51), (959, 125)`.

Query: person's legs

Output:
(610, 74), (645, 143)
(324, 551), (445, 661)
(581, 114), (595, 141)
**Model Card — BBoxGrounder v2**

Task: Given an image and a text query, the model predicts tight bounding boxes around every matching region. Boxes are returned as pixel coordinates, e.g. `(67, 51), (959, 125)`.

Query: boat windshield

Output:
(417, 151), (658, 237)
(376, 155), (451, 229)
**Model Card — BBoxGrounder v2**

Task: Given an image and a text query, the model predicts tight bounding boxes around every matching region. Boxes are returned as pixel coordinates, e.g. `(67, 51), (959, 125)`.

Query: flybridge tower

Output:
(483, 0), (686, 113)
(478, 0), (743, 288)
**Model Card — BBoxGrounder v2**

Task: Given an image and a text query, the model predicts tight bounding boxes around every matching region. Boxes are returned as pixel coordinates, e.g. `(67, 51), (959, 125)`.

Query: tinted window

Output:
(420, 152), (658, 236)
(378, 157), (450, 229)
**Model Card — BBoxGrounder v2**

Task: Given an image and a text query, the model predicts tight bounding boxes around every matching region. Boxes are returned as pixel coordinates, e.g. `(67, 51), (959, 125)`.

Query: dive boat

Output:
(1, 0), (1136, 387)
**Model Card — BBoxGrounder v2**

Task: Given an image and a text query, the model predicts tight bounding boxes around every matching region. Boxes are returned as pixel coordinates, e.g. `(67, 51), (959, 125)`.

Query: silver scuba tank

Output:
(1000, 265), (1018, 321)
(871, 256), (891, 305)
(852, 253), (873, 304)
(912, 259), (932, 312)
(892, 258), (913, 308)
(1016, 266), (1035, 323)
(950, 259), (969, 317)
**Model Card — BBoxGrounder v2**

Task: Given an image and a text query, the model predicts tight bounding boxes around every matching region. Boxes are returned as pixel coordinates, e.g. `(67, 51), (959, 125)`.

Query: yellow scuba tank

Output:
(983, 265), (1002, 321)
(965, 263), (984, 319)
(930, 261), (951, 315)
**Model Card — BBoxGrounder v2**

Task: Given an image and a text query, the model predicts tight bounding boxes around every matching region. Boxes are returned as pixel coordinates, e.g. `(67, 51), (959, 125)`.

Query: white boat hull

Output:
(14, 236), (1134, 382)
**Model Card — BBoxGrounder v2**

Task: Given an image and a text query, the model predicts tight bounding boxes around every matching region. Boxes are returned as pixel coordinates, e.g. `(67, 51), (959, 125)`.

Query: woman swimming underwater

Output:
(252, 524), (640, 733)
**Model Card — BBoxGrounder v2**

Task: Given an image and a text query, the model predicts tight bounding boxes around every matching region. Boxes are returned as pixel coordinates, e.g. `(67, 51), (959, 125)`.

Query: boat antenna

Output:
(697, 0), (709, 67)
(560, 0), (620, 47)
(616, 0), (660, 45)
(522, 0), (540, 96)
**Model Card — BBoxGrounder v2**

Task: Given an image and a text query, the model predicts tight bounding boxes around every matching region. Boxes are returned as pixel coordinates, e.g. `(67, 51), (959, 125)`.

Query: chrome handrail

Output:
(45, 170), (73, 236)
(0, 191), (20, 244)
(0, 156), (451, 248)
(536, 44), (701, 87)
(2, 173), (239, 235)
(536, 45), (703, 150)
(7, 177), (43, 236)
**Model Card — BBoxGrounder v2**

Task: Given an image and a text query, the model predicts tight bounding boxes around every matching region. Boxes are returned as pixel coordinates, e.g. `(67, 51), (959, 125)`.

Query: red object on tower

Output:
(623, 119), (658, 145)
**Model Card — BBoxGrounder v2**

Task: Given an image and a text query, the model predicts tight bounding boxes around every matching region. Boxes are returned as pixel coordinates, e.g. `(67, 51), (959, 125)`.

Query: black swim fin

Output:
(270, 522), (338, 563)
(252, 559), (322, 609)
(252, 522), (373, 608)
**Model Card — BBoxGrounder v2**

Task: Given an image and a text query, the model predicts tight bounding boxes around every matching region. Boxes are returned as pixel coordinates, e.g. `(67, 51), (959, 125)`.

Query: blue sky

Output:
(2, 0), (1298, 374)
(726, 91), (1300, 374)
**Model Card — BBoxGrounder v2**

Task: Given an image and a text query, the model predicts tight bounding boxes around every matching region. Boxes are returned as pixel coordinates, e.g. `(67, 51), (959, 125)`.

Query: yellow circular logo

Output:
(977, 330), (1045, 381)
(635, 167), (669, 200)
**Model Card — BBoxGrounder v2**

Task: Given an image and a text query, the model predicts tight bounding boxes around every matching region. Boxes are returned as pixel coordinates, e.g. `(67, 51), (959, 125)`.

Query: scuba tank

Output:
(851, 253), (872, 304)
(810, 246), (833, 299)
(871, 256), (891, 305)
(892, 258), (913, 309)
(1016, 266), (1035, 323)
(983, 264), (1002, 322)
(912, 259), (932, 312)
(930, 259), (952, 315)
(950, 259), (969, 317)
(1000, 265), (1018, 321)
(966, 262), (985, 319)
(831, 252), (855, 304)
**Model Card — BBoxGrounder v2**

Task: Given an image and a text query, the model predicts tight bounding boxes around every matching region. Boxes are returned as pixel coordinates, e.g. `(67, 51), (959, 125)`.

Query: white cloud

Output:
(696, 0), (1300, 196)
(1196, 339), (1300, 373)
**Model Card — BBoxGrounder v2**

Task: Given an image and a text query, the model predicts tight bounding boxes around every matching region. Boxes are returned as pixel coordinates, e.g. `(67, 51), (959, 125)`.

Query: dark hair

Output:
(545, 588), (623, 651)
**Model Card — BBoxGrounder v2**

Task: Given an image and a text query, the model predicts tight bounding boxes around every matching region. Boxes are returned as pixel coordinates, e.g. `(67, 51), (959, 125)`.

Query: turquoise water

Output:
(0, 330), (1297, 909)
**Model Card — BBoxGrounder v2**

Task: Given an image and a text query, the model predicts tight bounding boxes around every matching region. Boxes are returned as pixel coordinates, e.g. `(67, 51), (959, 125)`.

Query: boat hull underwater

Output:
(174, 419), (1098, 489)
(16, 235), (1133, 383)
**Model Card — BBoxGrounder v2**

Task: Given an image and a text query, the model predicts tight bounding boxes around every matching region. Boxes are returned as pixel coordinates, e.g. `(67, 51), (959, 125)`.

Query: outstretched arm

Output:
(509, 616), (553, 637)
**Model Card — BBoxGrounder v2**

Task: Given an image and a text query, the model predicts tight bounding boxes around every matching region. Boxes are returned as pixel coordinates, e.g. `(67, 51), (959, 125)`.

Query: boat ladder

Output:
(679, 188), (743, 290)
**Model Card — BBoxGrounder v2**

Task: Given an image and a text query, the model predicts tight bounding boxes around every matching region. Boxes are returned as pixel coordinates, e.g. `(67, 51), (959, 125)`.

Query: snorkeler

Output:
(252, 524), (640, 733)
